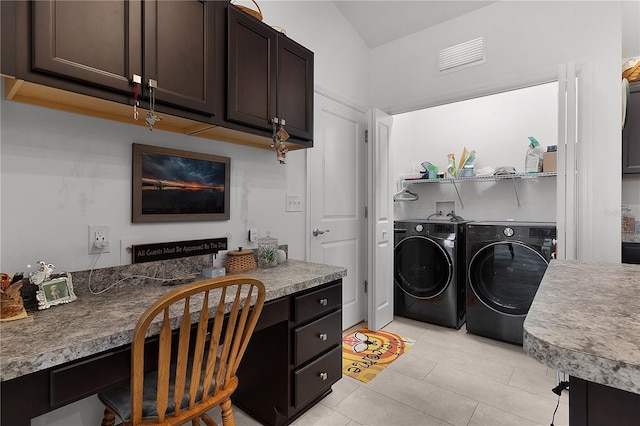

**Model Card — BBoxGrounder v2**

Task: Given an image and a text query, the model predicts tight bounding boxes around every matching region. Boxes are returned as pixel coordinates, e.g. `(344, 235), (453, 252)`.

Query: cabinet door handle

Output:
(319, 372), (328, 381)
(319, 333), (328, 341)
(319, 298), (328, 306)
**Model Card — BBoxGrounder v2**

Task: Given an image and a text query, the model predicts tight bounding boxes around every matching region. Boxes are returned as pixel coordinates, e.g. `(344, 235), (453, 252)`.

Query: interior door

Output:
(367, 109), (394, 331)
(309, 94), (366, 330)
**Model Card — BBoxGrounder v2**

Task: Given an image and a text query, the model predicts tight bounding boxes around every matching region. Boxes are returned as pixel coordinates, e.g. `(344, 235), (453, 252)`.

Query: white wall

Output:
(393, 82), (558, 223)
(372, 1), (622, 261)
(0, 1), (370, 274)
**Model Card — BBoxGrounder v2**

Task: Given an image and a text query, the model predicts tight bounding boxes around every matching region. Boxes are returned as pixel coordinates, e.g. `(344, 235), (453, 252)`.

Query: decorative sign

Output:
(132, 238), (227, 264)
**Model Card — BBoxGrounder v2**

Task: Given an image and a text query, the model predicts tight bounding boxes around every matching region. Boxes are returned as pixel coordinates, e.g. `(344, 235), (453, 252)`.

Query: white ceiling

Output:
(334, 1), (640, 58)
(333, 1), (496, 48)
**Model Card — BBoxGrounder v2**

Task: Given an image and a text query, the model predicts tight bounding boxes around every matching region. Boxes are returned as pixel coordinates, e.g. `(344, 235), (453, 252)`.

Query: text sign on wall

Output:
(132, 238), (227, 264)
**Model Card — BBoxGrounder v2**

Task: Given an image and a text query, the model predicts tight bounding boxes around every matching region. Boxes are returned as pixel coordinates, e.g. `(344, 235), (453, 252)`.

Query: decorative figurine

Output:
(28, 261), (55, 285)
(272, 124), (290, 164)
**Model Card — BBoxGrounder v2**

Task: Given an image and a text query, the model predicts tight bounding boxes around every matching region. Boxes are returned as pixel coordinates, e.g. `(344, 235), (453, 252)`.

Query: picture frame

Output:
(132, 144), (231, 222)
(37, 275), (77, 310)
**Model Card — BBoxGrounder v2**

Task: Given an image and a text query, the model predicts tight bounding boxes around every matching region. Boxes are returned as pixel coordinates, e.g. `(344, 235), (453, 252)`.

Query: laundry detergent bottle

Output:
(525, 137), (544, 173)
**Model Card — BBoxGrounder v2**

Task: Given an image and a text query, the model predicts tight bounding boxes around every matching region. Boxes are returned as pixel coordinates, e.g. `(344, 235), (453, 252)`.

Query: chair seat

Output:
(98, 358), (220, 422)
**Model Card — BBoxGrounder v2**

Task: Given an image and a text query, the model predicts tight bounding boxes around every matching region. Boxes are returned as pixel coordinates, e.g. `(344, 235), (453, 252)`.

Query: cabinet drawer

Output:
(294, 345), (341, 408)
(254, 297), (288, 332)
(294, 309), (342, 366)
(294, 282), (342, 324)
(622, 242), (640, 264)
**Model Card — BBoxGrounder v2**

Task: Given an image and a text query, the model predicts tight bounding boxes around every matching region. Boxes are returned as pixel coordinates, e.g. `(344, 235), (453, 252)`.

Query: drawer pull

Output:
(319, 298), (328, 306)
(319, 333), (328, 341)
(319, 372), (328, 381)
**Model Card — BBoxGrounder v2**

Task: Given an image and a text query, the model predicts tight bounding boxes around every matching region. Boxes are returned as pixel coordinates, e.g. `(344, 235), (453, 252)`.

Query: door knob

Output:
(313, 228), (330, 236)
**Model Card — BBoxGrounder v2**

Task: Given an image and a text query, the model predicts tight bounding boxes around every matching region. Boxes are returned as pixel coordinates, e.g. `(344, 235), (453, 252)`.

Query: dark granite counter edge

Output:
(0, 261), (347, 381)
(523, 328), (640, 394)
(523, 259), (640, 395)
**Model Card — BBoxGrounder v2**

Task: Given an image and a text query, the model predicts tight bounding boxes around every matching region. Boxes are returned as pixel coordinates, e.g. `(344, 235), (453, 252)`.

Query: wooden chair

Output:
(98, 275), (266, 426)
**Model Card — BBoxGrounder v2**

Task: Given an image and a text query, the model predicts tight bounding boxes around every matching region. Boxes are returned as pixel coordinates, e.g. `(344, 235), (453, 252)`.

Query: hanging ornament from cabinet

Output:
(145, 79), (162, 131)
(271, 118), (289, 164)
(132, 74), (141, 121)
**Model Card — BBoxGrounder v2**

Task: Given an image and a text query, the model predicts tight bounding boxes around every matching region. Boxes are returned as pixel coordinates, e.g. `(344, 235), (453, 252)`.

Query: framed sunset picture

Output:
(132, 143), (230, 222)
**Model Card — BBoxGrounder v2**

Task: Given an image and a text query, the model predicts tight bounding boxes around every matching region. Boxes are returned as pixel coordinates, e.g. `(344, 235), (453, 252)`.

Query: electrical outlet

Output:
(88, 225), (110, 254)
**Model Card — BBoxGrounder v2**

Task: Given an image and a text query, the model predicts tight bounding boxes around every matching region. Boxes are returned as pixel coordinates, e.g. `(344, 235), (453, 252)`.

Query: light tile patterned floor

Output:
(212, 316), (569, 426)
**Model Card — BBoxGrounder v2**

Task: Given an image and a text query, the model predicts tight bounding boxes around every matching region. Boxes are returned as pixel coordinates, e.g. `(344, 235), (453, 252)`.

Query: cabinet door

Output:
(277, 36), (314, 142)
(623, 82), (640, 175)
(144, 0), (222, 117)
(32, 0), (141, 94)
(227, 6), (277, 132)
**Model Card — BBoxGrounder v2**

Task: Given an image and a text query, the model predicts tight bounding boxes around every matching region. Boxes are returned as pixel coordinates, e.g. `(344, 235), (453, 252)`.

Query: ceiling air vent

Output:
(438, 37), (485, 72)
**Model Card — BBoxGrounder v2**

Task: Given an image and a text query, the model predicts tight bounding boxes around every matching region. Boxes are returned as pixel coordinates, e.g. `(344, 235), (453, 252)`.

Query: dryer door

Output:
(468, 241), (548, 316)
(394, 236), (452, 299)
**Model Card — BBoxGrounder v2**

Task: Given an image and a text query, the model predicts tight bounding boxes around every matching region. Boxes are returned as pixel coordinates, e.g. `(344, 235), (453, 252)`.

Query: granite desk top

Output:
(523, 259), (640, 394)
(0, 260), (346, 382)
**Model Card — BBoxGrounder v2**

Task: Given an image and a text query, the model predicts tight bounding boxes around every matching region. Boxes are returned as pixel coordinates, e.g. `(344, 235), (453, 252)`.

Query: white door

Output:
(367, 109), (394, 331)
(309, 93), (367, 330)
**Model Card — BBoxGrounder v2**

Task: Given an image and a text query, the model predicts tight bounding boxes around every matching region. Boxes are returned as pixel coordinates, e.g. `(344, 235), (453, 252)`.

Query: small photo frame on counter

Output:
(37, 275), (77, 310)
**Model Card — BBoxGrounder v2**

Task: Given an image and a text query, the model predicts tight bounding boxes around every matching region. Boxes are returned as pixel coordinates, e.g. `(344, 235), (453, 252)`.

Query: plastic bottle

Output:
(525, 137), (544, 173)
(446, 153), (457, 178)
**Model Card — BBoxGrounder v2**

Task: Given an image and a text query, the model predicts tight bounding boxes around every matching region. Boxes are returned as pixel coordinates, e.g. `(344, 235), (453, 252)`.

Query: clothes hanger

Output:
(393, 187), (419, 202)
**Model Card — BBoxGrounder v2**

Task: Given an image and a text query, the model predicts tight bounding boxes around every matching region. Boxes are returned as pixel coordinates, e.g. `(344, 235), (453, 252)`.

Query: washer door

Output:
(394, 236), (452, 299)
(468, 241), (548, 316)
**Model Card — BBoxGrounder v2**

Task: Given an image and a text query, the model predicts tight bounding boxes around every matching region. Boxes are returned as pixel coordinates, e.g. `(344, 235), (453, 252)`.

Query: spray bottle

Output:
(446, 153), (457, 178)
(525, 137), (544, 173)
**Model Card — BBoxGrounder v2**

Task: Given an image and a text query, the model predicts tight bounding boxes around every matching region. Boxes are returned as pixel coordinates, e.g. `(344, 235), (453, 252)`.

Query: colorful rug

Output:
(342, 327), (415, 383)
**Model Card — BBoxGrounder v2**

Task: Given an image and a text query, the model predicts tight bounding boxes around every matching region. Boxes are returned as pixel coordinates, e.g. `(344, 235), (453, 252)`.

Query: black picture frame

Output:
(132, 143), (230, 222)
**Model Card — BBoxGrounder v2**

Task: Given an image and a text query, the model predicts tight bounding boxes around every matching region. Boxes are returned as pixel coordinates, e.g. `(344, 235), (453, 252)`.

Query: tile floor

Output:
(211, 316), (569, 426)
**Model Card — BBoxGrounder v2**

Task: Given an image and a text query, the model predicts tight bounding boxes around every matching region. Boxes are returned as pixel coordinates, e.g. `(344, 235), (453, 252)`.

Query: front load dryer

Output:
(465, 221), (556, 345)
(394, 219), (469, 329)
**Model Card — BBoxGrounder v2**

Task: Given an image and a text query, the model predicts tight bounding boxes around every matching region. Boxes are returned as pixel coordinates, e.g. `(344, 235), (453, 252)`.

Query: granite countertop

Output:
(523, 259), (640, 394)
(0, 259), (346, 382)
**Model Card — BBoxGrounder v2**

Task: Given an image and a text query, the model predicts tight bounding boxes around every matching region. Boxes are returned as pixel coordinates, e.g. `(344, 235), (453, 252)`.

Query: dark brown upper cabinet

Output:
(29, 0), (224, 119)
(227, 5), (313, 144)
(2, 1), (314, 150)
(623, 81), (640, 176)
(31, 1), (142, 95)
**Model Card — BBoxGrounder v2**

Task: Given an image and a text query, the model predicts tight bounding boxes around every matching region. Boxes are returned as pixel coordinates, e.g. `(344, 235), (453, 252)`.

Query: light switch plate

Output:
(286, 194), (303, 212)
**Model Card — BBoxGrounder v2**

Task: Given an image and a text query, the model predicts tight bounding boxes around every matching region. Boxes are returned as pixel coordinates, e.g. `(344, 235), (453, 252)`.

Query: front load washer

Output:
(465, 221), (556, 345)
(394, 219), (469, 329)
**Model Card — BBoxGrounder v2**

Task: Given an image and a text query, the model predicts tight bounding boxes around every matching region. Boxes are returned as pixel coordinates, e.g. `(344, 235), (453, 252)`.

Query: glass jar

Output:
(257, 232), (278, 268)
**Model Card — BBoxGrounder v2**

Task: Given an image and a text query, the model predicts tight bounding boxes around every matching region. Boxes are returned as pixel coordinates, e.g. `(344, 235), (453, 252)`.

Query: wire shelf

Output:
(400, 172), (557, 208)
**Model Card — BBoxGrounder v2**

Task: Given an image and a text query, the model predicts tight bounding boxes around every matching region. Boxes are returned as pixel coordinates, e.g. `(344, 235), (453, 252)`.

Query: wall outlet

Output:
(89, 225), (110, 254)
(435, 201), (455, 216)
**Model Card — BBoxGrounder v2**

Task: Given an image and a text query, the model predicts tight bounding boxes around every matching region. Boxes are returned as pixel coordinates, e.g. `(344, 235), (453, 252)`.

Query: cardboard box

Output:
(543, 152), (557, 172)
